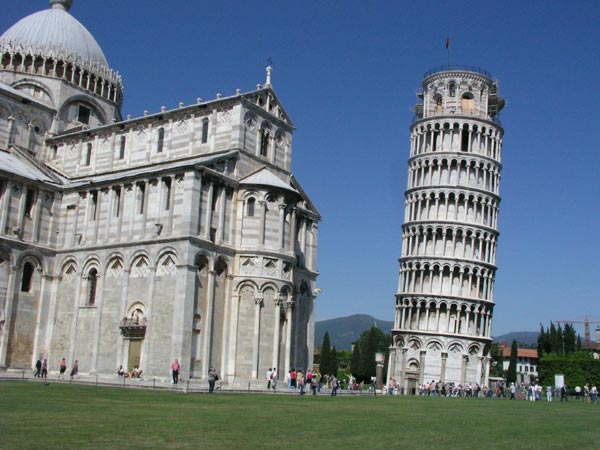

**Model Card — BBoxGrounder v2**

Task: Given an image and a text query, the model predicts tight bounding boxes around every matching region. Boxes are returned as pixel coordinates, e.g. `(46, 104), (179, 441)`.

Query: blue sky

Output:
(3, 1), (599, 336)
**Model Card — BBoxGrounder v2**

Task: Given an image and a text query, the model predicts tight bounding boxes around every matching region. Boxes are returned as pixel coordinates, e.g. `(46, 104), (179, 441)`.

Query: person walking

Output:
(509, 382), (516, 400)
(560, 384), (568, 402)
(290, 369), (297, 389)
(34, 358), (42, 378)
(330, 375), (338, 396)
(59, 358), (67, 379)
(70, 360), (78, 379)
(546, 385), (552, 402)
(208, 367), (218, 393)
(41, 358), (48, 380)
(591, 385), (598, 404)
(271, 368), (278, 390)
(297, 371), (305, 395)
(171, 359), (180, 384)
(266, 368), (272, 389)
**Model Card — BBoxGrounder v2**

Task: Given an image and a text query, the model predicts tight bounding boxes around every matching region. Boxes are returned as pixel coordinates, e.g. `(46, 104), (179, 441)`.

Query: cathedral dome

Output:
(0, 0), (108, 69)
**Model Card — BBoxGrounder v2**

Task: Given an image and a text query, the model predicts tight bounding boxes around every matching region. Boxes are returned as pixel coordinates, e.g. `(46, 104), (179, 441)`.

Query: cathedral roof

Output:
(0, 1), (109, 71)
(240, 167), (298, 193)
(0, 149), (60, 185)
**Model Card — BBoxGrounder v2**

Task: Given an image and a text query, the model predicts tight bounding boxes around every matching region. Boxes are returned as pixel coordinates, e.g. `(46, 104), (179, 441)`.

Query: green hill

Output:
(315, 314), (393, 350)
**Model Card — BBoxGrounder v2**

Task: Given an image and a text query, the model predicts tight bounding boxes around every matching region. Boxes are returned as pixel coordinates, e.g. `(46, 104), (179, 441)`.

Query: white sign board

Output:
(554, 374), (564, 387)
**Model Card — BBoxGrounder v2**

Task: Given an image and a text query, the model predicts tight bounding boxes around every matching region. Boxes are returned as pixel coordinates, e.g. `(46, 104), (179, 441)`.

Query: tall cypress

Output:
(320, 331), (332, 376)
(506, 339), (518, 383)
(350, 342), (361, 377)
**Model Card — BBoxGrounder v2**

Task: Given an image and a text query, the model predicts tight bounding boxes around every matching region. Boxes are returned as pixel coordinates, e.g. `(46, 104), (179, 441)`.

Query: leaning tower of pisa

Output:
(387, 66), (505, 393)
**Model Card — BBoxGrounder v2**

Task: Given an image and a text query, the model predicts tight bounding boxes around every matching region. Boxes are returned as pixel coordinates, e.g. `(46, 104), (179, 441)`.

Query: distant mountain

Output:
(493, 331), (539, 347)
(315, 314), (394, 350)
(315, 315), (539, 350)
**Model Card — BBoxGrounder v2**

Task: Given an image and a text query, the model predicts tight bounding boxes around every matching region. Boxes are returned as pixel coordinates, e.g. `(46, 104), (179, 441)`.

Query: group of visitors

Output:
(278, 368), (343, 395)
(411, 380), (492, 398)
(33, 358), (48, 379)
(117, 364), (143, 379)
(56, 357), (78, 379)
(569, 384), (598, 403)
(506, 381), (599, 403)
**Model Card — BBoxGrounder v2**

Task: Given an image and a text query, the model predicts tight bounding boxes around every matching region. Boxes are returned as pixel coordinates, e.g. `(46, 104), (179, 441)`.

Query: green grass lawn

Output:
(0, 381), (597, 450)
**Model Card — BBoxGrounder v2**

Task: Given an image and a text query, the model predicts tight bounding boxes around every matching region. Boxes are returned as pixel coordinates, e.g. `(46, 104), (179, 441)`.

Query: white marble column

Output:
(251, 294), (263, 379)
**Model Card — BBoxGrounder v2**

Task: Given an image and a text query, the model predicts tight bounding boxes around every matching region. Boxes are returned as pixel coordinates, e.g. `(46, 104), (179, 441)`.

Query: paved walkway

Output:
(0, 370), (382, 396)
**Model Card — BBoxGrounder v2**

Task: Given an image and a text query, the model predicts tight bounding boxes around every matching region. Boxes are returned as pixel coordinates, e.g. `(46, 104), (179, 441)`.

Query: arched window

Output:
(24, 189), (36, 217)
(156, 127), (165, 153)
(260, 126), (270, 157)
(201, 118), (209, 144)
(247, 197), (255, 217)
(20, 262), (34, 292)
(119, 136), (126, 159)
(461, 126), (469, 152)
(449, 82), (456, 97)
(461, 92), (475, 114)
(87, 268), (98, 305)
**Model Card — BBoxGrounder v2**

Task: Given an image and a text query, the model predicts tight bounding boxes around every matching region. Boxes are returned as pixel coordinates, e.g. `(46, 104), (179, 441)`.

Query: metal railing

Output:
(424, 65), (493, 79)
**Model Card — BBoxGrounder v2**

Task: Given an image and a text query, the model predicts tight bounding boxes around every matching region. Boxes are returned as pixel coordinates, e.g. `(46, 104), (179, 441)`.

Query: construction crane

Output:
(555, 315), (600, 342)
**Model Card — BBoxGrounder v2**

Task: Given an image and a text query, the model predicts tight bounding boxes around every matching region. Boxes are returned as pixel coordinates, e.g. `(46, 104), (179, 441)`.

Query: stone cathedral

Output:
(0, 0), (320, 384)
(387, 66), (505, 391)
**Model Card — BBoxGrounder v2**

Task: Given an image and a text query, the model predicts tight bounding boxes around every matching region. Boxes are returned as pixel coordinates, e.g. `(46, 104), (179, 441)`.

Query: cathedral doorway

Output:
(405, 359), (420, 395)
(119, 303), (146, 372)
(128, 339), (142, 371)
(406, 377), (418, 395)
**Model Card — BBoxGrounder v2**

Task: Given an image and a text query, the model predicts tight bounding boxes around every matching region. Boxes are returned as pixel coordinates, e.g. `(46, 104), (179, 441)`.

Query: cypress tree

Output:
(506, 339), (518, 383)
(563, 323), (577, 354)
(320, 331), (333, 376)
(358, 327), (378, 381)
(331, 346), (339, 377)
(350, 342), (361, 377)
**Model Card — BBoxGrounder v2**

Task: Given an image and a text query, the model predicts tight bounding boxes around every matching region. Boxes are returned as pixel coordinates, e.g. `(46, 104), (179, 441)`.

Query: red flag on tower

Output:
(445, 35), (450, 49)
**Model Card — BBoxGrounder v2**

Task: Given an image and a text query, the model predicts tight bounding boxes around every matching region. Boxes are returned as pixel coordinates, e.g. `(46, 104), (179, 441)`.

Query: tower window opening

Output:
(77, 105), (91, 124)
(87, 268), (98, 305)
(247, 197), (255, 217)
(21, 262), (35, 292)
(119, 136), (126, 159)
(137, 182), (146, 214)
(85, 143), (92, 166)
(113, 187), (121, 217)
(449, 82), (456, 97)
(461, 127), (469, 152)
(162, 177), (171, 210)
(91, 190), (98, 221)
(260, 128), (270, 156)
(157, 127), (165, 153)
(201, 118), (209, 144)
(461, 92), (475, 114)
(24, 189), (36, 217)
(432, 131), (439, 150)
(434, 93), (443, 113)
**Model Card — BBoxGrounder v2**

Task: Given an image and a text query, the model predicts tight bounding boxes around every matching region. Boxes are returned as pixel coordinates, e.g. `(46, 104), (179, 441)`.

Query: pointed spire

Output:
(265, 58), (273, 87)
